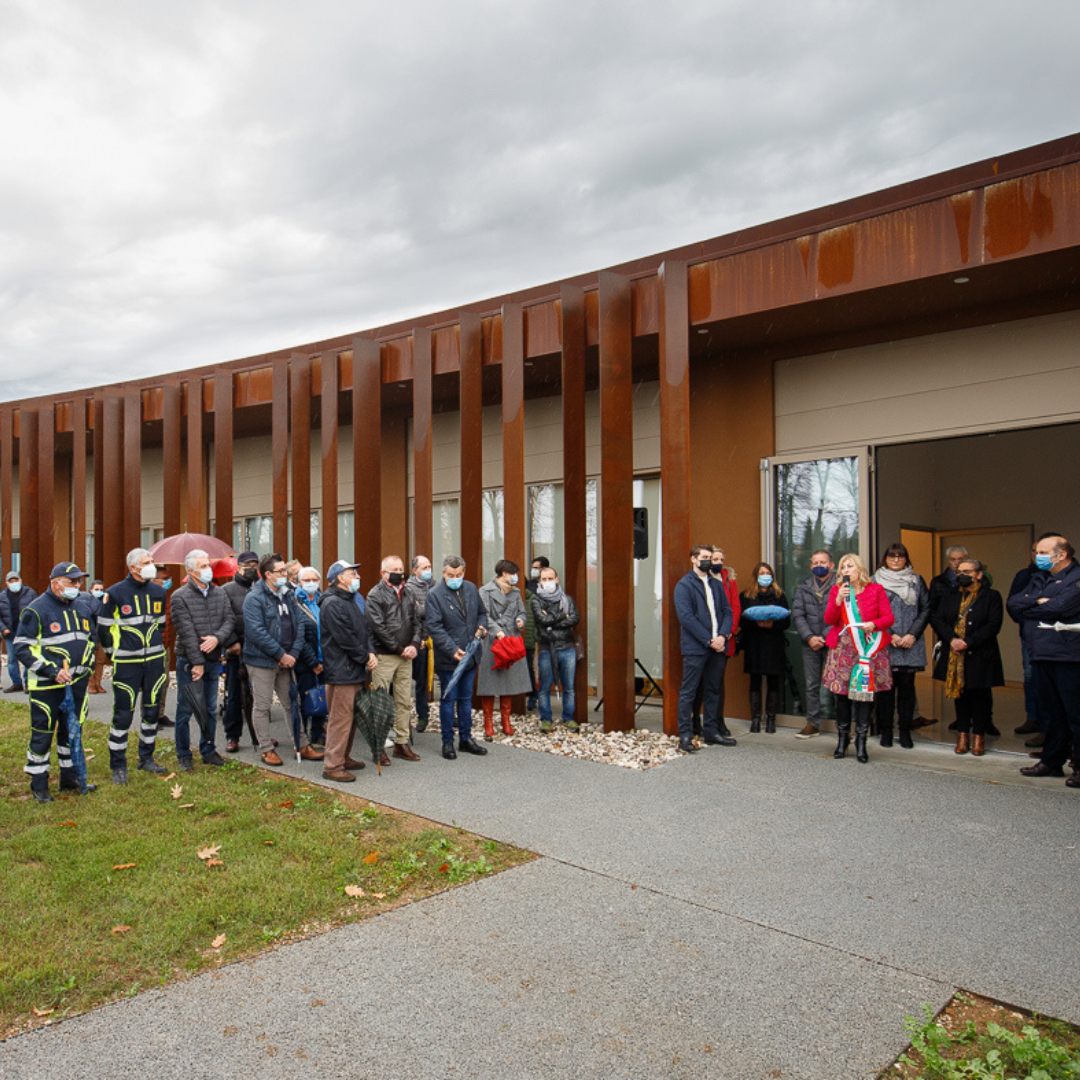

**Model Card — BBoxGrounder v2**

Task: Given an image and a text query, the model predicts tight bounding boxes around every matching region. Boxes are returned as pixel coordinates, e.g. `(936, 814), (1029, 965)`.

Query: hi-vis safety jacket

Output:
(13, 591), (96, 690)
(97, 576), (168, 665)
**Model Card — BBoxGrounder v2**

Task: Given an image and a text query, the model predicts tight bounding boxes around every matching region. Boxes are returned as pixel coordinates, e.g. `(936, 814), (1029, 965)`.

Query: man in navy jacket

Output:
(1009, 533), (1080, 786)
(674, 544), (736, 753)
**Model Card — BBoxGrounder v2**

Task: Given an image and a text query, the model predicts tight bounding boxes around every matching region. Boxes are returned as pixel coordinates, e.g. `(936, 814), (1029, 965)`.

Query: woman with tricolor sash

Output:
(823, 554), (895, 763)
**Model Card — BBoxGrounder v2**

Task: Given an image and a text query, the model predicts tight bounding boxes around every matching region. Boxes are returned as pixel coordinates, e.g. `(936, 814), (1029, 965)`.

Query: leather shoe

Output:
(1066, 771), (1080, 789)
(393, 743), (421, 761)
(954, 732), (969, 755)
(677, 739), (699, 754)
(458, 738), (488, 755)
(156, 716), (175, 728)
(202, 752), (226, 767)
(376, 750), (391, 767)
(322, 767), (355, 782)
(1025, 733), (1045, 748)
(4, 684), (24, 694)
(299, 745), (324, 761)
(704, 734), (737, 747)
(1014, 719), (1040, 735)
(32, 788), (54, 803)
(60, 781), (97, 794)
(261, 750), (284, 766)
(442, 741), (457, 760)
(1020, 761), (1064, 777)
(344, 757), (367, 770)
(971, 734), (985, 757)
(986, 723), (1001, 737)
(225, 739), (240, 753)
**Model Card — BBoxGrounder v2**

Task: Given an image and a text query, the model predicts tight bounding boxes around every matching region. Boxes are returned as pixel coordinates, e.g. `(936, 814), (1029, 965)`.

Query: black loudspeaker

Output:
(633, 507), (648, 560)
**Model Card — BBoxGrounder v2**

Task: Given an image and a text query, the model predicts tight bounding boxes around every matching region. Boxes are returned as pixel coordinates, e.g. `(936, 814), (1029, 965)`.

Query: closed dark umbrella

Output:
(181, 680), (213, 744)
(442, 635), (483, 696)
(61, 681), (88, 794)
(353, 685), (396, 774)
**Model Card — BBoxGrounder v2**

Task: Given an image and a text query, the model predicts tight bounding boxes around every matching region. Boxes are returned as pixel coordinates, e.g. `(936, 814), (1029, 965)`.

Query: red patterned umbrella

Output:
(148, 532), (236, 564)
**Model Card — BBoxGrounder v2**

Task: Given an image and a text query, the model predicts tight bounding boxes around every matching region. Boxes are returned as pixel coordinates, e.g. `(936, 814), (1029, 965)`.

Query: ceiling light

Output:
(953, 276), (970, 284)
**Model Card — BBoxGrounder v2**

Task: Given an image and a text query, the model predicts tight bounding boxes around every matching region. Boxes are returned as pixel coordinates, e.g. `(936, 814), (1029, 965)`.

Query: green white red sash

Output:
(843, 591), (886, 701)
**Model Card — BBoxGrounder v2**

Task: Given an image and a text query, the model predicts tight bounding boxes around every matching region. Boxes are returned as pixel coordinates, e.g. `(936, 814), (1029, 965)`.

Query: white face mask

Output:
(530, 568), (540, 579)
(139, 563), (156, 581)
(197, 567), (213, 584)
(540, 580), (557, 594)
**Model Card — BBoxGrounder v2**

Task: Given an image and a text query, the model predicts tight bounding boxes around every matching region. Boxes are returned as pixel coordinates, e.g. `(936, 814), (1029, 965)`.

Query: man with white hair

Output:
(97, 547), (170, 783)
(168, 549), (235, 772)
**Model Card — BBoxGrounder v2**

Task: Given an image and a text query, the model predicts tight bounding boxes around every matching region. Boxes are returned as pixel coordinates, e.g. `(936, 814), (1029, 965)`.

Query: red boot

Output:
(482, 697), (495, 742)
(500, 697), (515, 736)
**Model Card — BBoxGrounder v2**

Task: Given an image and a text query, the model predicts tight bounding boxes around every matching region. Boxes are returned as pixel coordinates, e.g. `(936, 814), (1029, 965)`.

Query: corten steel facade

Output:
(2, 133), (1080, 736)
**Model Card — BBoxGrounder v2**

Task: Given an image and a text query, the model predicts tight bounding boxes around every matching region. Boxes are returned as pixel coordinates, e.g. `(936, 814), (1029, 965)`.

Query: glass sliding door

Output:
(761, 449), (871, 718)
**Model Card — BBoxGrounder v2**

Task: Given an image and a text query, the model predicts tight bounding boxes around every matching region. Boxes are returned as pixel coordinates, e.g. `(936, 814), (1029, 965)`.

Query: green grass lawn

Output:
(0, 701), (533, 1038)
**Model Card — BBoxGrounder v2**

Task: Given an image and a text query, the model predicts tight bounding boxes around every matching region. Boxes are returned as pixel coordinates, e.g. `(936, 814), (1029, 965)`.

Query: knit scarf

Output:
(843, 588), (887, 701)
(944, 585), (979, 700)
(874, 566), (918, 606)
(538, 583), (571, 616)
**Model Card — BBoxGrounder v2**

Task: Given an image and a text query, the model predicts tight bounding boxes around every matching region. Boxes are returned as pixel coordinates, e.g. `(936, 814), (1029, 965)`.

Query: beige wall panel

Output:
(775, 310), (1080, 455)
(232, 435), (274, 518)
(142, 448), (164, 528)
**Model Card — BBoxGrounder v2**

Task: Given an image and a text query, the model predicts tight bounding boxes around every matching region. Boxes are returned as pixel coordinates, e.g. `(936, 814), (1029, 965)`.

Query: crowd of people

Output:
(675, 535), (1080, 786)
(5, 530), (1079, 802)
(3, 547), (582, 802)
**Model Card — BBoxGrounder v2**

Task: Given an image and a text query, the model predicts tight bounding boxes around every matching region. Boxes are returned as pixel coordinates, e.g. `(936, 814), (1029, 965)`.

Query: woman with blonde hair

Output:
(823, 553), (894, 762)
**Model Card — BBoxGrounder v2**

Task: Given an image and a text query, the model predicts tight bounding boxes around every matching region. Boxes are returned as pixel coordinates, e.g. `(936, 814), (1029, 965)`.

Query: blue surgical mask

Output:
(757, 574), (773, 588)
(301, 581), (318, 595)
(420, 569), (432, 582)
(61, 586), (80, 601)
(91, 588), (104, 599)
(446, 577), (463, 591)
(162, 579), (172, 591)
(812, 566), (831, 579)
(1035, 553), (1055, 571)
(347, 578), (360, 594)
(197, 567), (213, 584)
(508, 574), (519, 586)
(7, 582), (21, 593)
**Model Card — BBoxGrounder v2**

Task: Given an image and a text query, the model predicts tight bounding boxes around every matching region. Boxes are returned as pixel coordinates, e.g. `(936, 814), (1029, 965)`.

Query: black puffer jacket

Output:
(366, 580), (422, 655)
(169, 582), (235, 668)
(319, 586), (374, 685)
(402, 576), (430, 638)
(221, 572), (256, 648)
(529, 592), (580, 650)
(0, 585), (38, 635)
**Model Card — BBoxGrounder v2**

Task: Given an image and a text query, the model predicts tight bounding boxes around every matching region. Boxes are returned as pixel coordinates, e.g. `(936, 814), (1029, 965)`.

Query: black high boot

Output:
(898, 724), (914, 749)
(764, 685), (778, 733)
(855, 704), (871, 763)
(833, 721), (850, 759)
(878, 707), (894, 748)
(749, 689), (762, 734)
(717, 716), (732, 738)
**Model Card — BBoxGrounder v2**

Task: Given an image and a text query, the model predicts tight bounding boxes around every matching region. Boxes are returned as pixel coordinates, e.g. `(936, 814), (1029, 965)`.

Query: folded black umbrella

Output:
(353, 685), (396, 774)
(181, 680), (213, 744)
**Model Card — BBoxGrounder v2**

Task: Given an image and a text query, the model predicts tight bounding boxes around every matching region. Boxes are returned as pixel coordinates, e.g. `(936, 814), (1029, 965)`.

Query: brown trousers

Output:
(324, 683), (361, 770)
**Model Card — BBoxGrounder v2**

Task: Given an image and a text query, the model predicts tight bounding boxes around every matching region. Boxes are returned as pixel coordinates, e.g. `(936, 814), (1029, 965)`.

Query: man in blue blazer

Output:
(674, 544), (736, 753)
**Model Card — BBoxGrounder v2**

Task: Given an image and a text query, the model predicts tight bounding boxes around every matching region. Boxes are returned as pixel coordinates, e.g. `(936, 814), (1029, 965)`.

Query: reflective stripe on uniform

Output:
(24, 762), (50, 775)
(27, 751), (50, 764)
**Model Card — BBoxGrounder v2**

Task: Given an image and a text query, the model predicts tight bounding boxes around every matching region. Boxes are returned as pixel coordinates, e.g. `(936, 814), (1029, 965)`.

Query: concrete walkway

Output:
(3, 692), (1077, 1080)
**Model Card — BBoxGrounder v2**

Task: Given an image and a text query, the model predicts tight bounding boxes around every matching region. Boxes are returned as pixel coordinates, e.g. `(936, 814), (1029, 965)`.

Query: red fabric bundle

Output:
(490, 635), (526, 670)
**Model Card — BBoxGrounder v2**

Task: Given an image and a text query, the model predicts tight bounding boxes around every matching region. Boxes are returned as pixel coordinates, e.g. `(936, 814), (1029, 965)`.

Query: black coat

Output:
(319, 586), (374, 685)
(529, 591), (581, 651)
(425, 581), (489, 671)
(0, 585), (38, 635)
(931, 585), (1004, 688)
(738, 588), (791, 676)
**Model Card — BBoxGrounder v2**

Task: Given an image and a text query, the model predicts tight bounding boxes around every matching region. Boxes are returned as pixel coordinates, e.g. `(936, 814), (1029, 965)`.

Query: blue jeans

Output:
(537, 646), (576, 723)
(437, 666), (476, 743)
(175, 656), (221, 761)
(6, 639), (23, 687)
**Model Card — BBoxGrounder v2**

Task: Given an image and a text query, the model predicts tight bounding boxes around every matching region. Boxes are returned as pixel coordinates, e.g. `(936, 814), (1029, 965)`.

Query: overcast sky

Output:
(1, 0), (1077, 401)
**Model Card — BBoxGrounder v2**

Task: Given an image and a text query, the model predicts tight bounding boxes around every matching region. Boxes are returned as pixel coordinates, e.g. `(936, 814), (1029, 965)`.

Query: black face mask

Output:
(710, 564), (724, 575)
(240, 567), (257, 581)
(697, 559), (712, 572)
(955, 573), (974, 588)
(387, 572), (405, 587)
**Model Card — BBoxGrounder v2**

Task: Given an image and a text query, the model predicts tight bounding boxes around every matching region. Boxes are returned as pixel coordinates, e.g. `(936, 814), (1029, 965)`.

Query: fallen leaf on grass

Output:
(56, 820), (77, 828)
(299, 786), (310, 790)
(205, 859), (224, 868)
(262, 840), (275, 846)
(170, 783), (183, 799)
(112, 863), (137, 870)
(344, 885), (365, 897)
(362, 852), (379, 865)
(278, 800), (294, 809)
(111, 925), (133, 936)
(32, 1007), (55, 1017)
(210, 934), (226, 949)
(437, 863), (449, 874)
(178, 803), (195, 809)
(372, 893), (386, 900)
(196, 844), (221, 861)
(160, 772), (177, 781)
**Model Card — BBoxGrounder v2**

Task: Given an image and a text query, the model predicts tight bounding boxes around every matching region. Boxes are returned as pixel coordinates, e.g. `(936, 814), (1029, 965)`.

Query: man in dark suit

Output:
(674, 544), (736, 754)
(425, 555), (489, 761)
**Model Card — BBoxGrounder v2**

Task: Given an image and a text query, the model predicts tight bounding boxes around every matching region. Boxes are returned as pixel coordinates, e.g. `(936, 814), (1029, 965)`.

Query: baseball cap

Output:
(50, 562), (88, 580)
(237, 551), (258, 564)
(5, 570), (20, 581)
(326, 560), (361, 584)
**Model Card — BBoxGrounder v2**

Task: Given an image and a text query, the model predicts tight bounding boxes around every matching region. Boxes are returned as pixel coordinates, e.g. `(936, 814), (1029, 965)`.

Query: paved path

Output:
(3, 694), (1076, 1079)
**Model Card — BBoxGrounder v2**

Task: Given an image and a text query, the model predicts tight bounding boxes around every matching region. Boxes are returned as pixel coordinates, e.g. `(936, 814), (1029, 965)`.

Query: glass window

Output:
(433, 498), (460, 571)
(481, 489), (504, 580)
(632, 477), (663, 686)
(338, 510), (354, 566)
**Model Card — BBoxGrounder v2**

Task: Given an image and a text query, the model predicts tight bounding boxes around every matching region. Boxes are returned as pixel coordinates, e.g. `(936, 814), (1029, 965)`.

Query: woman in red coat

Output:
(823, 553), (894, 762)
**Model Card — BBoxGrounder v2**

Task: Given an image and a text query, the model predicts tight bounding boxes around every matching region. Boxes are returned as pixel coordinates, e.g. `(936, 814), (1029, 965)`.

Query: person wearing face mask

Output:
(285, 559), (303, 592)
(242, 553), (321, 768)
(523, 556), (549, 712)
(319, 560), (378, 782)
(929, 546), (969, 622)
(791, 550), (835, 739)
(674, 545), (735, 753)
(477, 559), (531, 741)
(1, 569), (38, 692)
(403, 555), (434, 731)
(529, 565), (581, 733)
(1009, 533), (1080, 786)
(366, 555), (423, 763)
(872, 544), (931, 749)
(97, 548), (171, 782)
(169, 549), (236, 771)
(1008, 542), (1043, 741)
(425, 555), (489, 759)
(14, 563), (96, 802)
(151, 565), (176, 730)
(930, 558), (1003, 756)
(221, 551), (259, 753)
(294, 567), (326, 750)
(738, 562), (791, 734)
(83, 580), (108, 694)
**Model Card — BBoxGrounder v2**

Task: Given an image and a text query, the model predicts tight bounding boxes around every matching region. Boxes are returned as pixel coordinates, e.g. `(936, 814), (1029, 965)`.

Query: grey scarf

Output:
(873, 566), (918, 606)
